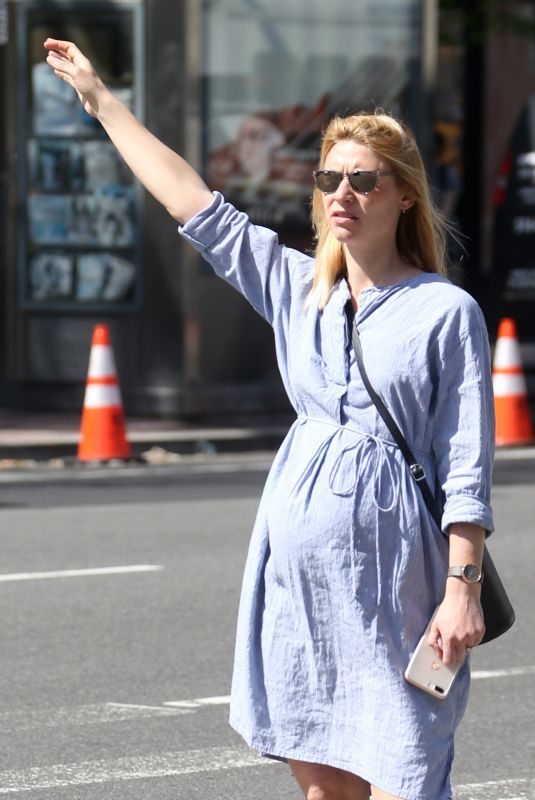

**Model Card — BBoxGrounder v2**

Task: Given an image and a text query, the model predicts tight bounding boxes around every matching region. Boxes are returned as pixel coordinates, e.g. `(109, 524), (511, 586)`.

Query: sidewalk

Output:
(0, 408), (290, 461)
(1, 408), (534, 464)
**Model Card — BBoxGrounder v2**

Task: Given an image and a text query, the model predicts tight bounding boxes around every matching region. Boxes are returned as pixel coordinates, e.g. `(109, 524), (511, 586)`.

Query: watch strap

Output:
(447, 564), (482, 583)
(447, 566), (465, 578)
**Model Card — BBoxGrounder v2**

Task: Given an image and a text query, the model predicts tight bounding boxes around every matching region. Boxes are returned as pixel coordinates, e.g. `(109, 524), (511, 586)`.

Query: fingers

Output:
(46, 52), (76, 84)
(427, 620), (478, 665)
(441, 638), (460, 666)
(440, 637), (479, 665)
(44, 38), (78, 56)
(439, 631), (475, 664)
(44, 39), (92, 73)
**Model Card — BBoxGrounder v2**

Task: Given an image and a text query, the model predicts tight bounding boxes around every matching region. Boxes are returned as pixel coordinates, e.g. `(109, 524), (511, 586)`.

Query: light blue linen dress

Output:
(179, 192), (495, 800)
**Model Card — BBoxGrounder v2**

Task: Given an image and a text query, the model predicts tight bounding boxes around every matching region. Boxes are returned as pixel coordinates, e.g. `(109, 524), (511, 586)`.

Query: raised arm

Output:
(44, 38), (214, 224)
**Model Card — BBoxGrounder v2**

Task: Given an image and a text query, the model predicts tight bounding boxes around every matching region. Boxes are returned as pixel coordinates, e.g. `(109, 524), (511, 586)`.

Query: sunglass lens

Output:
(350, 172), (376, 193)
(314, 170), (379, 194)
(315, 171), (341, 193)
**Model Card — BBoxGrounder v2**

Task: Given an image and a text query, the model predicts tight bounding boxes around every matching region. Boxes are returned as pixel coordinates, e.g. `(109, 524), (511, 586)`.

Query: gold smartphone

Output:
(404, 608), (464, 699)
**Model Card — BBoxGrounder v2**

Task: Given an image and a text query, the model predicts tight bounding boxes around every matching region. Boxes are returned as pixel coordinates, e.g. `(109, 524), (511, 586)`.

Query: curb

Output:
(1, 427), (534, 464)
(0, 426), (289, 463)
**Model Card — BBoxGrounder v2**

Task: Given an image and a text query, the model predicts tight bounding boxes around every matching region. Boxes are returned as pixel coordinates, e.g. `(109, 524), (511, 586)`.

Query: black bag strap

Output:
(351, 323), (443, 531)
(350, 316), (516, 645)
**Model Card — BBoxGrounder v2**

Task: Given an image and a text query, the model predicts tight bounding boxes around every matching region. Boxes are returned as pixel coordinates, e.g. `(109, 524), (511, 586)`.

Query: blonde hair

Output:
(311, 111), (450, 309)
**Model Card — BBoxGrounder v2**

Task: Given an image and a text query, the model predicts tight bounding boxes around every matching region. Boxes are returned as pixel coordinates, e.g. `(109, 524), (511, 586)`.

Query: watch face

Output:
(463, 564), (481, 583)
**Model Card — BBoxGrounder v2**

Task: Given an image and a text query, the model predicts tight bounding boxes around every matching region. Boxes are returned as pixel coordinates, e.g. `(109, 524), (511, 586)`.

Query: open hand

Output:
(44, 38), (106, 118)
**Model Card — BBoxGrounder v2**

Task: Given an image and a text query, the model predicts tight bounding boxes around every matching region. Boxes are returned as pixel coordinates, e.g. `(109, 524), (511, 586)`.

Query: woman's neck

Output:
(343, 244), (420, 306)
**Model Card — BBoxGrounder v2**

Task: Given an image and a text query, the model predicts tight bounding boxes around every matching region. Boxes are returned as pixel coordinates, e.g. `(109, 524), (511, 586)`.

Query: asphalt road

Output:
(0, 453), (533, 799)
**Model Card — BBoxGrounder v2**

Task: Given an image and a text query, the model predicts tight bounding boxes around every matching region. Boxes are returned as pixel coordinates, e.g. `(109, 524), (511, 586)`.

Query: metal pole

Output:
(461, 13), (486, 295)
(0, 0), (8, 377)
(181, 0), (203, 417)
(420, 0), (438, 165)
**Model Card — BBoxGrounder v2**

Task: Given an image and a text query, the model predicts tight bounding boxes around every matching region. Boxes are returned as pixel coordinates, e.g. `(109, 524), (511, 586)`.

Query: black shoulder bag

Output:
(352, 323), (515, 644)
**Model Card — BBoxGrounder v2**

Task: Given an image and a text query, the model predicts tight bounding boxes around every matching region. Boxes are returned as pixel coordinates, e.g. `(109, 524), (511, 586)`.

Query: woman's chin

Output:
(329, 225), (357, 243)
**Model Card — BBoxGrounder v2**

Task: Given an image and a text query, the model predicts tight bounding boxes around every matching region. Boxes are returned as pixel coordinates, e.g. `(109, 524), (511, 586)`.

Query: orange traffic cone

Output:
(493, 317), (534, 446)
(78, 324), (131, 461)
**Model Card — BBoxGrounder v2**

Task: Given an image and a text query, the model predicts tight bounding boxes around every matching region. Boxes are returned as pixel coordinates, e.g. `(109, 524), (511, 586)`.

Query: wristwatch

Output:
(447, 564), (482, 584)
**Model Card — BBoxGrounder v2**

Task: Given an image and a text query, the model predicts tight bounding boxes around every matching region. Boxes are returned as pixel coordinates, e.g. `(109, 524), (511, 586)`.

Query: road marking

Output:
(0, 746), (270, 793)
(472, 665), (535, 680)
(194, 695), (232, 705)
(455, 777), (535, 799)
(164, 695), (231, 710)
(0, 565), (163, 583)
(0, 745), (531, 797)
(106, 702), (191, 714)
(0, 703), (190, 732)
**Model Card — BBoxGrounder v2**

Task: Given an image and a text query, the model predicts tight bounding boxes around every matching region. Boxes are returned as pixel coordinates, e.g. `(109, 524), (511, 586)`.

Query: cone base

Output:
(496, 439), (533, 447)
(495, 395), (534, 448)
(78, 406), (131, 461)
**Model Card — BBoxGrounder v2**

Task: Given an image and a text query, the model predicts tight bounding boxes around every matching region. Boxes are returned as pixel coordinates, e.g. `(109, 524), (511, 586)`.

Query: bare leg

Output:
(371, 786), (407, 800)
(288, 759), (371, 800)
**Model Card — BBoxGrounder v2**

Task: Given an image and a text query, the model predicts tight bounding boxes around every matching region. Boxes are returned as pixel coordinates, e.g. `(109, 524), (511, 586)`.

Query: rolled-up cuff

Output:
(441, 493), (495, 536)
(178, 191), (225, 251)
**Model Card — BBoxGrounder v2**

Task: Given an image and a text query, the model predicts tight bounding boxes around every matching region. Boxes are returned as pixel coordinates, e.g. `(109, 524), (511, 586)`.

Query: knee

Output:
(301, 771), (344, 800)
(290, 760), (369, 800)
(306, 787), (337, 800)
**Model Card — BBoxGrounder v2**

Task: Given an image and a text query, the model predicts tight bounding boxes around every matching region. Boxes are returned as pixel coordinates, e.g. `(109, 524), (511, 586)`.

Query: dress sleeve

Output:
(178, 191), (310, 326)
(431, 296), (495, 534)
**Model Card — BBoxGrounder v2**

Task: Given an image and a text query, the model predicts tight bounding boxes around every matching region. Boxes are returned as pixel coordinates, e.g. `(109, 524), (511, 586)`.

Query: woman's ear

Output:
(400, 195), (415, 212)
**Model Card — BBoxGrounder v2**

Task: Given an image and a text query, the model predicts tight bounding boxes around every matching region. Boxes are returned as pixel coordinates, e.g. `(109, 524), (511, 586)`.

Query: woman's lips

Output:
(331, 210), (358, 222)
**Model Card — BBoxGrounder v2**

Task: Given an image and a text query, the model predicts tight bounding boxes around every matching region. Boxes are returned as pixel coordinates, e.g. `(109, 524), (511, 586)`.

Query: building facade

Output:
(0, 0), (532, 418)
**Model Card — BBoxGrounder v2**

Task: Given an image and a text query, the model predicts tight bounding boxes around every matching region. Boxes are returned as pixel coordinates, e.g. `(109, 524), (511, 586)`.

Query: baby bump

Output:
(264, 426), (399, 582)
(264, 463), (357, 644)
(266, 458), (356, 563)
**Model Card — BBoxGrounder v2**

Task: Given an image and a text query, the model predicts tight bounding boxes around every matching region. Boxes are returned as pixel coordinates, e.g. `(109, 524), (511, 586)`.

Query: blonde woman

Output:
(45, 38), (493, 800)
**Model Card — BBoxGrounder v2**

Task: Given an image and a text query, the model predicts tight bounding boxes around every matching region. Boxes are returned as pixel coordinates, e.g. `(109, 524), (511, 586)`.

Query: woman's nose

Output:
(332, 175), (353, 200)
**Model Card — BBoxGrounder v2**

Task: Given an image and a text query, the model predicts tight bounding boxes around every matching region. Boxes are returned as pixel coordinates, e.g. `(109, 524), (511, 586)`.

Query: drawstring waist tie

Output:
(289, 415), (432, 597)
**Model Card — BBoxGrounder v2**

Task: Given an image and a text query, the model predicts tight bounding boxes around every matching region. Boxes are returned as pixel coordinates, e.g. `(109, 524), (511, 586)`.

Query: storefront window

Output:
(492, 96), (535, 303)
(483, 4), (535, 331)
(202, 1), (422, 245)
(17, 3), (143, 310)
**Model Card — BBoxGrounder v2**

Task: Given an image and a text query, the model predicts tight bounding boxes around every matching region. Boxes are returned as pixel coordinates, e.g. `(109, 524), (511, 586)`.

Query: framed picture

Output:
(28, 194), (71, 244)
(29, 252), (74, 300)
(76, 253), (136, 302)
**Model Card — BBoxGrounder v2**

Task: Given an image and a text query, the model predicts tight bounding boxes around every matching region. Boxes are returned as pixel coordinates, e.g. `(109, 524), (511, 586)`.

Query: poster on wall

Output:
(0, 0), (8, 45)
(27, 251), (135, 303)
(27, 188), (135, 247)
(203, 0), (421, 236)
(29, 252), (74, 300)
(19, 3), (141, 310)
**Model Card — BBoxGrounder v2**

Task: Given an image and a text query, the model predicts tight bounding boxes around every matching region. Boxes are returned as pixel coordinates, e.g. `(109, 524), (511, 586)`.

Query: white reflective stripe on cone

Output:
(493, 337), (522, 369)
(83, 384), (123, 408)
(87, 345), (117, 378)
(492, 372), (528, 396)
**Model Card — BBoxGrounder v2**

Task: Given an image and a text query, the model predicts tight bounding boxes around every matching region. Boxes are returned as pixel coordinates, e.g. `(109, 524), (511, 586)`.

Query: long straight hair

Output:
(311, 112), (450, 309)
